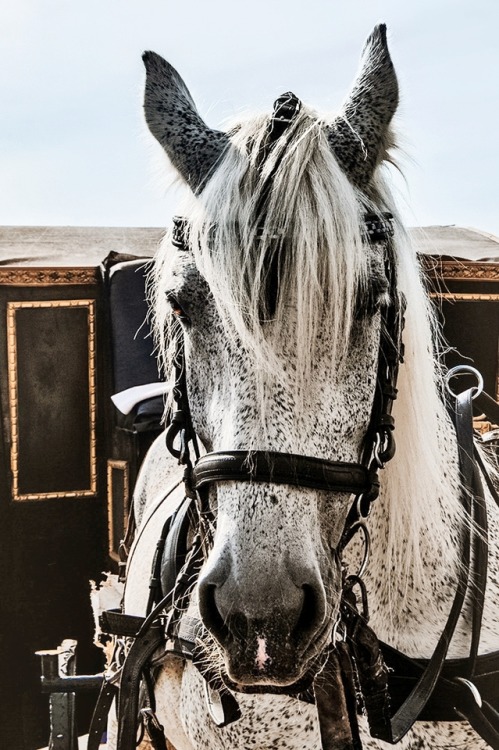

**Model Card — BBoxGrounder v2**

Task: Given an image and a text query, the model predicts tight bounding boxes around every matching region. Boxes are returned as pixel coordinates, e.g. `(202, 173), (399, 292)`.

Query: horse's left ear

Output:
(142, 52), (229, 193)
(327, 24), (399, 187)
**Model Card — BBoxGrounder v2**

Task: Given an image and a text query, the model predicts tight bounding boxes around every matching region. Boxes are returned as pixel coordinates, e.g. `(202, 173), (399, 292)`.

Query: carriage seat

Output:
(105, 252), (166, 433)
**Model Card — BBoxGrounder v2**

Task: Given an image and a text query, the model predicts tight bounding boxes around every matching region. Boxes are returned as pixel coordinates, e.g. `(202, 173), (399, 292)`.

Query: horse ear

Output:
(142, 51), (229, 193)
(327, 24), (399, 187)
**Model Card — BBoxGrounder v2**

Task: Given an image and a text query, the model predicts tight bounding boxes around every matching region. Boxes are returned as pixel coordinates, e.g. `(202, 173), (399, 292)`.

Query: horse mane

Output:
(152, 105), (466, 610)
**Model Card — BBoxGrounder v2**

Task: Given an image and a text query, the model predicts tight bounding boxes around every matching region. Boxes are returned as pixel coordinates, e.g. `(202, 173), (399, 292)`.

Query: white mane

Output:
(152, 106), (464, 605)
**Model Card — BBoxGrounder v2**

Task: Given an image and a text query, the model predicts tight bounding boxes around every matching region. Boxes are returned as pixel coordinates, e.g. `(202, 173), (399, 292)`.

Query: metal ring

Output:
(348, 521), (371, 579)
(203, 680), (227, 726)
(373, 432), (385, 469)
(446, 365), (484, 401)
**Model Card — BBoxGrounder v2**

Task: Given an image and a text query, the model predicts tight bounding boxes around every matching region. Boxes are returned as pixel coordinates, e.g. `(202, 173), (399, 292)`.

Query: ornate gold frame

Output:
(107, 460), (130, 562)
(422, 259), (499, 283)
(7, 299), (97, 501)
(431, 293), (499, 302)
(0, 267), (98, 287)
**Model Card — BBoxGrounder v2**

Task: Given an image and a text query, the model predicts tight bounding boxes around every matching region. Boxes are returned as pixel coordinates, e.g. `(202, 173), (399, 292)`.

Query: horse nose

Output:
(198, 550), (327, 654)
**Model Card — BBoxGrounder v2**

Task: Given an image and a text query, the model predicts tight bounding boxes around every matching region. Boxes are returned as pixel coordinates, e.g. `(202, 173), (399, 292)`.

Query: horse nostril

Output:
(294, 583), (326, 647)
(198, 582), (229, 643)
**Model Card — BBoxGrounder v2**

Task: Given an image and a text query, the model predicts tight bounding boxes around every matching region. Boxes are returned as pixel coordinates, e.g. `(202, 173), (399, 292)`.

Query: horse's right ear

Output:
(142, 52), (228, 193)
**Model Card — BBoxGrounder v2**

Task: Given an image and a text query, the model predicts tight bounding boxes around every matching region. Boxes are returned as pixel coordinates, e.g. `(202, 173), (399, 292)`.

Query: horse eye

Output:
(166, 295), (190, 323)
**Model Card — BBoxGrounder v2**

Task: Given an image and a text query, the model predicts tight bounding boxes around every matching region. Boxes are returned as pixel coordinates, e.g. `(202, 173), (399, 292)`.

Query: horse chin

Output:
(220, 620), (333, 690)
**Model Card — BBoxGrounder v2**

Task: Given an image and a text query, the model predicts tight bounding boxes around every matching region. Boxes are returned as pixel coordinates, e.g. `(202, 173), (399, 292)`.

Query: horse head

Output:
(144, 25), (400, 688)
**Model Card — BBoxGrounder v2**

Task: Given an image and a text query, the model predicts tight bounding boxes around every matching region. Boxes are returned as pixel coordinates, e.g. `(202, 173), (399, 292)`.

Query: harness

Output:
(89, 95), (499, 750)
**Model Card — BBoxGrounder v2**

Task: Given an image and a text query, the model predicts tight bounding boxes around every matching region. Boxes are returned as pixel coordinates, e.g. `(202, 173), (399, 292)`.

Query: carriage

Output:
(1, 24), (499, 750)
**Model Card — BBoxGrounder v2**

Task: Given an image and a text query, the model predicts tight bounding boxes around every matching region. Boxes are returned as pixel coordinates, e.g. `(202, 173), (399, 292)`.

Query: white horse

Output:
(117, 25), (499, 750)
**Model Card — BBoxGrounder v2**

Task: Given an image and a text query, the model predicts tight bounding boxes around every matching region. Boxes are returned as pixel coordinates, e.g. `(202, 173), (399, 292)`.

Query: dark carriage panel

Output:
(0, 273), (107, 749)
(0, 228), (162, 748)
(423, 257), (499, 401)
(8, 300), (96, 499)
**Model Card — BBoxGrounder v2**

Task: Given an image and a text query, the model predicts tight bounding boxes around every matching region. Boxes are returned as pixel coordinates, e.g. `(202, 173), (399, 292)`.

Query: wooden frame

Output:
(107, 459), (130, 561)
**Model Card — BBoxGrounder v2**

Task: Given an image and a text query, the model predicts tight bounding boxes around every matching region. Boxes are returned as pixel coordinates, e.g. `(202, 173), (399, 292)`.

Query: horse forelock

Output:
(176, 107), (373, 393)
(151, 107), (470, 617)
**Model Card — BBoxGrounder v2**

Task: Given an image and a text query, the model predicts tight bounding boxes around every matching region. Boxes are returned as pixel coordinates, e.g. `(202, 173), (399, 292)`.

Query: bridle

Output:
(165, 92), (405, 557)
(166, 209), (404, 559)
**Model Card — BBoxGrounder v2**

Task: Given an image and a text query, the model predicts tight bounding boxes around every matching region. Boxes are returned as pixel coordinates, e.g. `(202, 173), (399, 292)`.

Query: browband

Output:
(191, 450), (375, 495)
(171, 212), (394, 251)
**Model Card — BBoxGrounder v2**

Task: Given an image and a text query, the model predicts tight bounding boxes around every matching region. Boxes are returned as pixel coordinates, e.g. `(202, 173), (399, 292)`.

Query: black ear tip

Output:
(362, 23), (390, 58)
(377, 23), (388, 44)
(142, 50), (159, 70)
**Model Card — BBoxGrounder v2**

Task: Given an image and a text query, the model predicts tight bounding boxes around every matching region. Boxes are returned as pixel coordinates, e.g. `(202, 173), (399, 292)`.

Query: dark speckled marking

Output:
(327, 24), (398, 186)
(142, 51), (229, 192)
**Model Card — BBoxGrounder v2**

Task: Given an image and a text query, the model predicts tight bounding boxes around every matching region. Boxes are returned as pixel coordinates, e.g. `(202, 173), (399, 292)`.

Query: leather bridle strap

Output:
(192, 451), (375, 495)
(370, 387), (489, 745)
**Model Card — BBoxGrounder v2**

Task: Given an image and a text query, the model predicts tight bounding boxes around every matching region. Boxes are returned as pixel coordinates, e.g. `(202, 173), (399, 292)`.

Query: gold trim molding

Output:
(107, 460), (130, 562)
(431, 292), (499, 302)
(0, 267), (98, 286)
(422, 258), (499, 282)
(7, 299), (97, 501)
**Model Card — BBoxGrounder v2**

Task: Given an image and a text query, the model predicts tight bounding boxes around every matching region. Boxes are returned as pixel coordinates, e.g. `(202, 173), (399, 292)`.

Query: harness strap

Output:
(461, 699), (499, 749)
(314, 646), (362, 750)
(475, 390), (499, 428)
(380, 642), (499, 720)
(87, 681), (118, 750)
(116, 621), (165, 750)
(366, 388), (473, 743)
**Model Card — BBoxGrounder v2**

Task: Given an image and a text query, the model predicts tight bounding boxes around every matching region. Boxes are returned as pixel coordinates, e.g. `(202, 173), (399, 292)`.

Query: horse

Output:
(112, 24), (499, 750)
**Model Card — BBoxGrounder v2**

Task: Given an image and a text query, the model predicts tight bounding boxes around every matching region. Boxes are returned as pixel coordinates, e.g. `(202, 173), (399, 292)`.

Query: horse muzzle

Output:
(198, 550), (337, 687)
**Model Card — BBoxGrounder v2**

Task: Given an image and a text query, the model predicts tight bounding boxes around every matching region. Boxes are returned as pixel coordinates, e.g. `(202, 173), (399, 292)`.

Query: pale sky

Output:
(1, 0), (498, 235)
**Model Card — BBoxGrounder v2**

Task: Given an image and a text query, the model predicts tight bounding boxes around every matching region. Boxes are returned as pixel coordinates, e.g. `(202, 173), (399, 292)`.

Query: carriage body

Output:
(0, 223), (496, 748)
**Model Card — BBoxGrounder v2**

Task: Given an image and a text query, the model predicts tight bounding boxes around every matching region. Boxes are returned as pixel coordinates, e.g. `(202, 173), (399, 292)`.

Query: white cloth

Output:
(111, 382), (169, 415)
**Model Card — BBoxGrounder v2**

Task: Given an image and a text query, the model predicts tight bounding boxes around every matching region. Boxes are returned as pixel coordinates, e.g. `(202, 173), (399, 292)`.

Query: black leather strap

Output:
(192, 451), (373, 495)
(100, 609), (145, 638)
(314, 647), (362, 750)
(373, 390), (474, 743)
(160, 495), (194, 600)
(87, 680), (118, 750)
(116, 621), (165, 750)
(475, 390), (499, 427)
